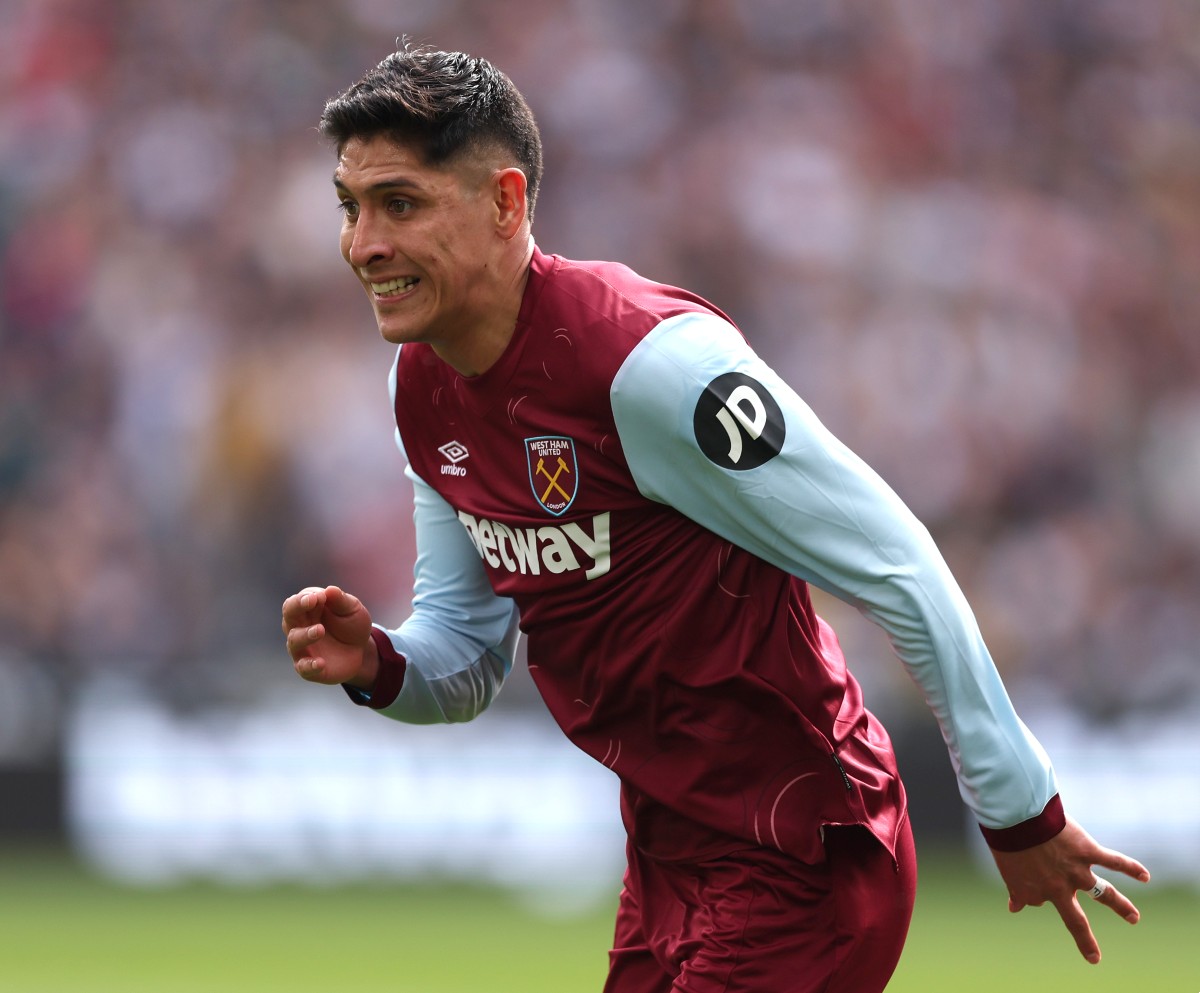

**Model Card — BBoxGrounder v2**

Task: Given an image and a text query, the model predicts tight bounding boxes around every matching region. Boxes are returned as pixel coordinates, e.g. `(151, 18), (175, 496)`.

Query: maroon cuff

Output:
(341, 628), (407, 710)
(979, 794), (1066, 852)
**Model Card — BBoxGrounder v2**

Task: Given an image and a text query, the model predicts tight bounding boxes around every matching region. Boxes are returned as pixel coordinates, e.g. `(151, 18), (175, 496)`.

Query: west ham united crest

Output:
(526, 435), (578, 516)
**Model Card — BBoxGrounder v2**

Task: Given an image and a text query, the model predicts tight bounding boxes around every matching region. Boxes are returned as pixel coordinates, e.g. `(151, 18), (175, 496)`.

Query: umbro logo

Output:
(438, 440), (469, 477)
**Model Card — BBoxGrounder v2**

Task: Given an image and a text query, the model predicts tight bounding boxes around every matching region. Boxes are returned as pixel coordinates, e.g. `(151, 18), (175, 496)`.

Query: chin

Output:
(375, 317), (425, 345)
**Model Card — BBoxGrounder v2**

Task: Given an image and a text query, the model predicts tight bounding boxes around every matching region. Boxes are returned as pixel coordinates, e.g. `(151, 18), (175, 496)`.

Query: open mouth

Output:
(370, 276), (420, 298)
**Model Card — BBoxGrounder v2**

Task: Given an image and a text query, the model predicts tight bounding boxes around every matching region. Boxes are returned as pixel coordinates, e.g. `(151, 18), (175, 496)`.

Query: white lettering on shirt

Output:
(457, 511), (612, 581)
(716, 384), (769, 464)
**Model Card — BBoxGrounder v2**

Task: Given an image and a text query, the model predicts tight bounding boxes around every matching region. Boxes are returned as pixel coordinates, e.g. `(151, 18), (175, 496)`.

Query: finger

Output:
(1093, 847), (1152, 885)
(1053, 892), (1101, 964)
(281, 587), (328, 630)
(292, 653), (327, 681)
(285, 622), (325, 663)
(323, 586), (362, 617)
(1089, 877), (1142, 925)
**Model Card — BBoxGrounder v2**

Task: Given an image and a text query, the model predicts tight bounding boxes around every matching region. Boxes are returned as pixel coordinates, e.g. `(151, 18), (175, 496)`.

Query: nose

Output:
(344, 209), (393, 269)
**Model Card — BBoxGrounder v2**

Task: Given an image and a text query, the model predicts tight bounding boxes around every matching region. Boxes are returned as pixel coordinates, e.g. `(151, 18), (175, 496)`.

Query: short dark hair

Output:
(320, 43), (544, 222)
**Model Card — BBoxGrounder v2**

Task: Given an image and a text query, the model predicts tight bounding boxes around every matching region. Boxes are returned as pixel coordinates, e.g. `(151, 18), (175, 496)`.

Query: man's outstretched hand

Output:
(281, 585), (378, 689)
(990, 814), (1150, 964)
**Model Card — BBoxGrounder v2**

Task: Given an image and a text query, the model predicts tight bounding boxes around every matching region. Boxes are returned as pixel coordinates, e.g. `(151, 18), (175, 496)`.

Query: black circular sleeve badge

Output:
(693, 372), (786, 470)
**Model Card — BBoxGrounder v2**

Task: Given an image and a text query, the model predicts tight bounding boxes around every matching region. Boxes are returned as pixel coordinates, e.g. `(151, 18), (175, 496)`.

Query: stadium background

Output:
(0, 0), (1197, 988)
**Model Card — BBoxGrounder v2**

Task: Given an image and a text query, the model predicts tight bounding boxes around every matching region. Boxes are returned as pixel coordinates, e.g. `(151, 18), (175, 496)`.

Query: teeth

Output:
(370, 276), (418, 295)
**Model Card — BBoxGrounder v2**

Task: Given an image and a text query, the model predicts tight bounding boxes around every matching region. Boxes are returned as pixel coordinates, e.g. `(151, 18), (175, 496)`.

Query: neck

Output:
(434, 236), (535, 377)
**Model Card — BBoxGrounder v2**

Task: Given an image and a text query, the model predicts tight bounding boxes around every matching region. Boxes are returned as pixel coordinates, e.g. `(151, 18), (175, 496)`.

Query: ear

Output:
(493, 167), (529, 239)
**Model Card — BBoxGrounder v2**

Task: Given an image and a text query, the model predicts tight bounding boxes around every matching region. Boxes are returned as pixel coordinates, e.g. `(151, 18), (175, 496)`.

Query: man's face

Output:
(334, 134), (499, 348)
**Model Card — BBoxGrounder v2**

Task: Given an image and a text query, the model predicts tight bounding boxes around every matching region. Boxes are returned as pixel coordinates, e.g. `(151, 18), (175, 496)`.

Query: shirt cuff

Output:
(341, 627), (407, 710)
(978, 794), (1066, 852)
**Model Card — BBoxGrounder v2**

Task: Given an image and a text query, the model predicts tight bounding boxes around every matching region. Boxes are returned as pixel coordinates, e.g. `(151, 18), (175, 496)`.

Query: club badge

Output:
(526, 436), (578, 516)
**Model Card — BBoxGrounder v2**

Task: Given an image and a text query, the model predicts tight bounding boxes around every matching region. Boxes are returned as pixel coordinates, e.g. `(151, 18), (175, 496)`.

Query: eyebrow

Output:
(332, 175), (425, 195)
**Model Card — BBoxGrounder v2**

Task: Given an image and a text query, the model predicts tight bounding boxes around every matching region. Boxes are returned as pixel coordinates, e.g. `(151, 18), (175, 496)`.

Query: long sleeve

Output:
(345, 353), (521, 724)
(609, 310), (1058, 833)
(361, 463), (521, 724)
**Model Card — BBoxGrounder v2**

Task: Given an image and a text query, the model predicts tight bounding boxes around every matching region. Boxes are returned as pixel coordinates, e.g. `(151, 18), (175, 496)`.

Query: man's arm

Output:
(285, 340), (520, 723)
(283, 461), (520, 725)
(610, 310), (1148, 960)
(357, 463), (521, 724)
(612, 311), (1053, 830)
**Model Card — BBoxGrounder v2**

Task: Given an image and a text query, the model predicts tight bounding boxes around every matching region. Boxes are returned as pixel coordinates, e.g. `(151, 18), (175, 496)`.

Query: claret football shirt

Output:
(351, 247), (1060, 861)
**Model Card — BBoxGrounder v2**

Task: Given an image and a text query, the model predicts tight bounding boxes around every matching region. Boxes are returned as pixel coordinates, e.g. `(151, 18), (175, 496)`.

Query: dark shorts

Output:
(603, 814), (917, 993)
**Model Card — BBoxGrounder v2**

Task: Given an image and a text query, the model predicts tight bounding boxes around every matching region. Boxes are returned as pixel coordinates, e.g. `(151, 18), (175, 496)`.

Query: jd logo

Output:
(693, 373), (785, 470)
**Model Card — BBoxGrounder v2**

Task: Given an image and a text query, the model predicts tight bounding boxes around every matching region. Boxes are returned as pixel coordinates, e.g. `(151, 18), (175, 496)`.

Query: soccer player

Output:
(281, 44), (1149, 992)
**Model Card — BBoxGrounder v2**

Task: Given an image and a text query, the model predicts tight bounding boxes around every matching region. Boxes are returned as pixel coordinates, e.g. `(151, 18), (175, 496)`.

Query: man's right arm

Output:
(346, 463), (521, 724)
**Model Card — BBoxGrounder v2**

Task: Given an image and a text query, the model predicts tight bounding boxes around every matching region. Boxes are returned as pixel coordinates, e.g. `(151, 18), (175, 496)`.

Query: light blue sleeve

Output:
(610, 311), (1057, 830)
(365, 349), (521, 725)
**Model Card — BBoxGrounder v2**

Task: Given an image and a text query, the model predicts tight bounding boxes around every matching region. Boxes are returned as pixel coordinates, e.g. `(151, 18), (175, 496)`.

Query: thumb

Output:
(323, 586), (362, 616)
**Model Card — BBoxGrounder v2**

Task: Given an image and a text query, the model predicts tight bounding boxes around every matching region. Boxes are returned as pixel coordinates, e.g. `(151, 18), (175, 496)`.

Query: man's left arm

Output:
(610, 311), (1148, 962)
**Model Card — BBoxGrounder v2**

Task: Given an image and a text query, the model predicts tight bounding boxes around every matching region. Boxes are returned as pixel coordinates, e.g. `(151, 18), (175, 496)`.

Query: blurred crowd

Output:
(1, 0), (1198, 762)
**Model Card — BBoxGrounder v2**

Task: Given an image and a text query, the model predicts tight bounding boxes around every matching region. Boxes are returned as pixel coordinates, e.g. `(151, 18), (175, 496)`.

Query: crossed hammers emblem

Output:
(535, 456), (572, 504)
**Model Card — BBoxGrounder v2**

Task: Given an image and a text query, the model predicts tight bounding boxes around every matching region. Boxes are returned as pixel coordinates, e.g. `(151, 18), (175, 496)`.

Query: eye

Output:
(336, 199), (359, 219)
(388, 198), (413, 215)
